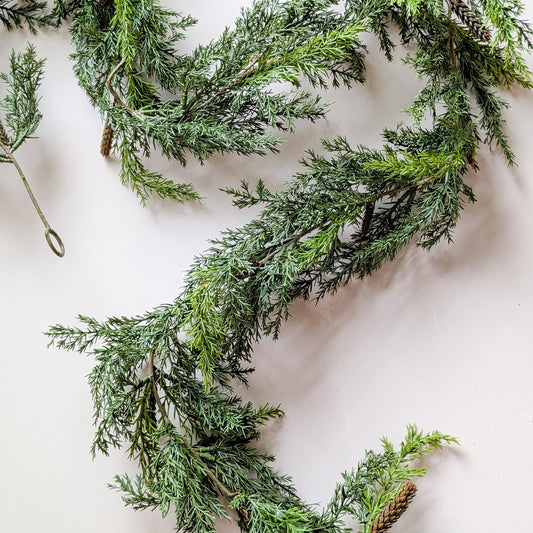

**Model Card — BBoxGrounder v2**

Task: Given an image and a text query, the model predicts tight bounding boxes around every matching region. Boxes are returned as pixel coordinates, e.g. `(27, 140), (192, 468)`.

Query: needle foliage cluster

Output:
(0, 44), (44, 156)
(53, 0), (374, 202)
(47, 0), (532, 531)
(64, 0), (531, 204)
(0, 0), (53, 32)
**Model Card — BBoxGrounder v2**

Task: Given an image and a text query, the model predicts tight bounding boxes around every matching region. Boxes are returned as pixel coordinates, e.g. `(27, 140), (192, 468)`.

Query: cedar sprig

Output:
(62, 0), (371, 203)
(20, 0), (533, 204)
(47, 0), (532, 424)
(0, 43), (44, 150)
(0, 45), (65, 256)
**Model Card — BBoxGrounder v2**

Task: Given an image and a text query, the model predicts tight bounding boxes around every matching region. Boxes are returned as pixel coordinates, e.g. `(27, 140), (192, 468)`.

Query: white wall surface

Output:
(2, 2), (533, 532)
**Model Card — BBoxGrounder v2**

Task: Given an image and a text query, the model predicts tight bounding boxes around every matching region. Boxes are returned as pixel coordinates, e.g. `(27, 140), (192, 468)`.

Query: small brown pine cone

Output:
(370, 480), (418, 533)
(0, 120), (11, 147)
(100, 121), (114, 157)
(361, 201), (375, 235)
(450, 0), (491, 42)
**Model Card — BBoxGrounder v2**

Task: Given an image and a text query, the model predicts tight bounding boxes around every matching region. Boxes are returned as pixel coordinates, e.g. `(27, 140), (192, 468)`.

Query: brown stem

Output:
(447, 1), (458, 70)
(149, 351), (168, 419)
(186, 54), (274, 116)
(361, 201), (375, 235)
(256, 176), (435, 267)
(148, 351), (238, 501)
(105, 60), (148, 119)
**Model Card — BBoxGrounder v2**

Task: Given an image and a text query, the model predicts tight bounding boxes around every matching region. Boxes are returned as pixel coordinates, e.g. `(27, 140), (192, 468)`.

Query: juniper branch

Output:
(0, 45), (65, 256)
(149, 351), (239, 503)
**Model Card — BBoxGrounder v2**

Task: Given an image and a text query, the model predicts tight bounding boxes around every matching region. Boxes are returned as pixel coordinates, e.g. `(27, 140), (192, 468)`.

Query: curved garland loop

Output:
(47, 0), (532, 531)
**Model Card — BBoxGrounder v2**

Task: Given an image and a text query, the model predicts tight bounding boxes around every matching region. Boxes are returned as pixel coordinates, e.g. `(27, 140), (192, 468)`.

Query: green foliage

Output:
(7, 0), (530, 203)
(0, 44), (44, 151)
(327, 426), (457, 532)
(0, 0), (53, 32)
(60, 0), (371, 202)
(0, 46), (65, 256)
(2, 0), (531, 197)
(46, 0), (532, 531)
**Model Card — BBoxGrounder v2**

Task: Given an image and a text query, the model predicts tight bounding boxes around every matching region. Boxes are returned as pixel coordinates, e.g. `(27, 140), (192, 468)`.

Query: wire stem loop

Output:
(1, 136), (65, 257)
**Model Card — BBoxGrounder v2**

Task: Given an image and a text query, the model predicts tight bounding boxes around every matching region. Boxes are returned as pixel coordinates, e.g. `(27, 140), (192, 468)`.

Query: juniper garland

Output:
(0, 44), (65, 256)
(47, 0), (533, 531)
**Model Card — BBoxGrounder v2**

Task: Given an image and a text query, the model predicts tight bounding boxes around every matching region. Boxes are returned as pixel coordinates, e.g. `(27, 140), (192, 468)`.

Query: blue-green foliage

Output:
(62, 0), (370, 202)
(47, 0), (531, 531)
(0, 45), (44, 151)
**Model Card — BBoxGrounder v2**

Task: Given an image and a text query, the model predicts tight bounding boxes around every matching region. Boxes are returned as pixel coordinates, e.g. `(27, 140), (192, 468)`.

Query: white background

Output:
(2, 1), (533, 531)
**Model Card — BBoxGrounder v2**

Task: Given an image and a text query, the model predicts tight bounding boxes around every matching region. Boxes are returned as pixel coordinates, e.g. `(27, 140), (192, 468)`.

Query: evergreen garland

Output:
(45, 0), (533, 531)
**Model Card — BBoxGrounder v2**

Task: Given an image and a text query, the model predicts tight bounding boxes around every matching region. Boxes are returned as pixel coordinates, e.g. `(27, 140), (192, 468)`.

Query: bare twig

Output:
(105, 60), (149, 119)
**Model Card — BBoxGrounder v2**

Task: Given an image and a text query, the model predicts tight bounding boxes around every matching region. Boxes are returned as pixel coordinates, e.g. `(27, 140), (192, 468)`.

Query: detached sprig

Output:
(0, 45), (64, 257)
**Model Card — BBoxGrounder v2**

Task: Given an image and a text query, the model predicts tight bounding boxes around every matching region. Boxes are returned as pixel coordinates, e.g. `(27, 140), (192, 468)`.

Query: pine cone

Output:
(100, 121), (114, 157)
(450, 0), (491, 42)
(370, 480), (418, 533)
(0, 120), (11, 148)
